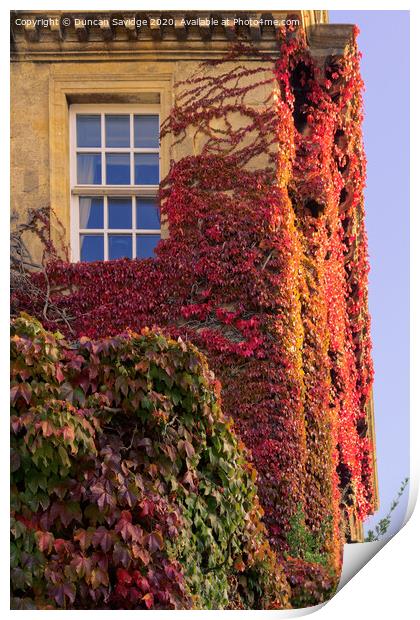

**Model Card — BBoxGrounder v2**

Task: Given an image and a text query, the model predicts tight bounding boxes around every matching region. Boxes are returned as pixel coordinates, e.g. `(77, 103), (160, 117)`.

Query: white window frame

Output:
(69, 103), (161, 262)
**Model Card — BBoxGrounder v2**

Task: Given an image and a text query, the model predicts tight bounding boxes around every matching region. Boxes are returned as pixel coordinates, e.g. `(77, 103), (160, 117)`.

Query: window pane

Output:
(136, 234), (160, 259)
(134, 154), (159, 185)
(77, 115), (101, 148)
(136, 198), (160, 229)
(108, 198), (132, 229)
(106, 153), (130, 184)
(105, 115), (130, 148)
(80, 234), (104, 261)
(109, 234), (132, 260)
(79, 197), (104, 229)
(77, 153), (102, 184)
(134, 115), (159, 148)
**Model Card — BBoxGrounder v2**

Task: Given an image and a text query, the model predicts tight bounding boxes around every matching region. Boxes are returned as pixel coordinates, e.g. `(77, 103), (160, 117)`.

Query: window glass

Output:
(106, 153), (130, 184)
(134, 115), (159, 148)
(136, 234), (160, 258)
(109, 234), (132, 260)
(79, 197), (104, 228)
(134, 153), (159, 185)
(136, 198), (160, 229)
(80, 234), (104, 261)
(77, 154), (102, 184)
(73, 108), (161, 262)
(105, 115), (130, 148)
(77, 115), (101, 148)
(108, 198), (132, 229)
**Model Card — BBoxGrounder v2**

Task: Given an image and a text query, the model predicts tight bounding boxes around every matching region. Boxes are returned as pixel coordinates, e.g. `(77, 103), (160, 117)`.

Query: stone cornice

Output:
(11, 10), (329, 61)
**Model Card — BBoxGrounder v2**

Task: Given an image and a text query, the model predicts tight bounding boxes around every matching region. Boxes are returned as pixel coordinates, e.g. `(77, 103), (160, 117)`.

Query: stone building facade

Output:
(11, 10), (327, 258)
(10, 10), (378, 542)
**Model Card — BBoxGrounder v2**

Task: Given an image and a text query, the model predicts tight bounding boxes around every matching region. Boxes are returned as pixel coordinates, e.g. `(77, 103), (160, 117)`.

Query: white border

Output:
(4, 2), (418, 618)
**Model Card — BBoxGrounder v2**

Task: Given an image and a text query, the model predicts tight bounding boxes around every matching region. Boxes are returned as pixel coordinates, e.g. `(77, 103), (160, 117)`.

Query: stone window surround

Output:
(48, 71), (173, 252)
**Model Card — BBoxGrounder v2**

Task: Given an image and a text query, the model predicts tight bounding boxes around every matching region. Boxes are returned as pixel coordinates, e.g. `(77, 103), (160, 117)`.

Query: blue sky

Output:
(329, 10), (410, 538)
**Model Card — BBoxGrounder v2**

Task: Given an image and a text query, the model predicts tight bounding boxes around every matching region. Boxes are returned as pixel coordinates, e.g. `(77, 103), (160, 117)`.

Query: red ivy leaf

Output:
(90, 567), (109, 589)
(50, 583), (76, 606)
(116, 567), (132, 585)
(55, 364), (65, 383)
(74, 528), (92, 552)
(10, 383), (32, 406)
(142, 592), (154, 609)
(35, 530), (54, 554)
(147, 530), (164, 553)
(71, 554), (92, 579)
(92, 527), (113, 553)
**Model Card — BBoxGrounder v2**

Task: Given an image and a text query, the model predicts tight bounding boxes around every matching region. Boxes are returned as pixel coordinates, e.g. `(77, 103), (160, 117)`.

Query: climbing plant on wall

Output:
(11, 24), (374, 606)
(11, 315), (290, 610)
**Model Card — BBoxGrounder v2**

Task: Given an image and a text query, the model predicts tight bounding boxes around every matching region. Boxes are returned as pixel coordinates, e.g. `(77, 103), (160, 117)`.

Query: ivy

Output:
(12, 24), (375, 607)
(11, 315), (290, 610)
(285, 504), (332, 567)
